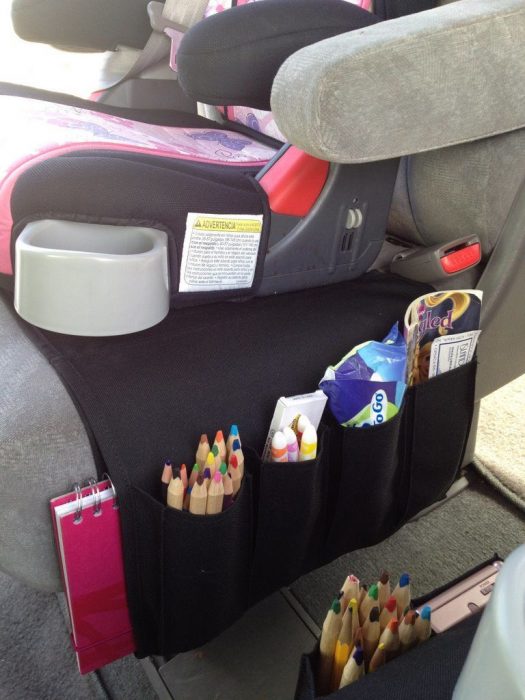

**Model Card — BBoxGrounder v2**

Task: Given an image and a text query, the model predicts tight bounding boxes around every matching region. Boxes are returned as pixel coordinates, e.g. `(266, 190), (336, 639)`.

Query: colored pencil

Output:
(196, 434), (210, 470)
(206, 471), (224, 515)
(318, 598), (343, 695)
(189, 463), (200, 489)
(392, 573), (411, 618)
(377, 570), (391, 609)
(341, 575), (360, 610)
(230, 438), (244, 478)
(161, 460), (173, 504)
(213, 430), (227, 464)
(379, 595), (398, 631)
(226, 424), (241, 455)
(362, 607), (380, 667)
(359, 583), (379, 625)
(223, 473), (234, 510)
(228, 454), (242, 495)
(339, 646), (364, 688)
(180, 463), (188, 491)
(368, 642), (386, 673)
(399, 610), (417, 652)
(415, 606), (432, 643)
(189, 475), (207, 515)
(167, 474), (184, 510)
(211, 444), (221, 473)
(205, 450), (216, 478)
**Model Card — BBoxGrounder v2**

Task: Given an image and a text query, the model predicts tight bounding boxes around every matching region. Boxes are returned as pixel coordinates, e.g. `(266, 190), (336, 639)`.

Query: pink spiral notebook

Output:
(50, 478), (135, 674)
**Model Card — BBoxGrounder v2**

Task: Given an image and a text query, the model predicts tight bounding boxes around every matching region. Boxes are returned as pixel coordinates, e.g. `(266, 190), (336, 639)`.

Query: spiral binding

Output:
(71, 475), (118, 523)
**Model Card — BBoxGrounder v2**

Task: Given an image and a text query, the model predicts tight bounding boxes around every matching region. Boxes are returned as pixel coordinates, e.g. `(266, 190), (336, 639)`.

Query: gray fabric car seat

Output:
(11, 0), (156, 51)
(0, 300), (96, 591)
(389, 129), (525, 256)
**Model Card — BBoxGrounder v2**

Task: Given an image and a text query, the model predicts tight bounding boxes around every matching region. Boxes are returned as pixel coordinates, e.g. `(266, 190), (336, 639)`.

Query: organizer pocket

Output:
(132, 473), (254, 655)
(400, 360), (477, 521)
(294, 556), (496, 700)
(249, 426), (331, 602)
(294, 615), (480, 700)
(323, 408), (405, 562)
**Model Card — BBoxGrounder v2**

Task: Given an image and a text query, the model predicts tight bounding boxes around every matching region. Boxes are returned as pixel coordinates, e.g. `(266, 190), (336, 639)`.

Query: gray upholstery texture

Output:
(0, 295), (95, 592)
(388, 129), (525, 253)
(271, 0), (525, 163)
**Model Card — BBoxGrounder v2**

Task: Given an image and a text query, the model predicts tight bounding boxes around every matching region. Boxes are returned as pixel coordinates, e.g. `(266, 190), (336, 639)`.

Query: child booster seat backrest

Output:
(191, 0), (432, 139)
(194, 0), (373, 140)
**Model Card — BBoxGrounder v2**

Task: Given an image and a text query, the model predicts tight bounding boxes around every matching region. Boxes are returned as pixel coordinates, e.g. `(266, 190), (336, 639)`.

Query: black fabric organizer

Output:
(20, 272), (477, 657)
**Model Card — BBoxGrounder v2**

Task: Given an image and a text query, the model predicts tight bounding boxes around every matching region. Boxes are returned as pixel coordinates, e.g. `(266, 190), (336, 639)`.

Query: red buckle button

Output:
(441, 243), (481, 274)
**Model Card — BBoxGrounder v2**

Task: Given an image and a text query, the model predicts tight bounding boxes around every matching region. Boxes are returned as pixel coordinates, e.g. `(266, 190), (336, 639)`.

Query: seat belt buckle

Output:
(164, 27), (185, 71)
(390, 235), (482, 283)
(148, 1), (185, 70)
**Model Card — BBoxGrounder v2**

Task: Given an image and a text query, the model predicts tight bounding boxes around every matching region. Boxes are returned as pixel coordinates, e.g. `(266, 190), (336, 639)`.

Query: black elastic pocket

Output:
(132, 473), (254, 655)
(294, 615), (480, 700)
(323, 406), (405, 562)
(401, 360), (477, 521)
(128, 485), (165, 657)
(249, 426), (330, 602)
(295, 646), (320, 700)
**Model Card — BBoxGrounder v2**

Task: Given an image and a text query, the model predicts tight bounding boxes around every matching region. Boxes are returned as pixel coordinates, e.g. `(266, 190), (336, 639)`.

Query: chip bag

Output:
(319, 324), (407, 427)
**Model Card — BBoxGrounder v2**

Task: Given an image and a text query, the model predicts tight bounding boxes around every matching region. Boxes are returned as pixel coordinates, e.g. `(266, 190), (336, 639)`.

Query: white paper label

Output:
(179, 213), (263, 292)
(429, 330), (481, 378)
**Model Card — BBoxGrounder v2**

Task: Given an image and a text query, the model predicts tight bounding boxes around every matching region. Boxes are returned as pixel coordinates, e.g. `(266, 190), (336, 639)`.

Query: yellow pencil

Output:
(331, 599), (355, 690)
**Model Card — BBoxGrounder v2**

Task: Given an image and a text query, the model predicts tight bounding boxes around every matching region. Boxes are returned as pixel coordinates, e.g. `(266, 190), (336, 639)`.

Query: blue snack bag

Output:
(319, 323), (407, 427)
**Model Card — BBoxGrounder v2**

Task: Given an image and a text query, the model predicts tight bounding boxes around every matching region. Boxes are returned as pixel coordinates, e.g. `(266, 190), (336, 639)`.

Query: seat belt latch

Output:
(390, 235), (482, 283)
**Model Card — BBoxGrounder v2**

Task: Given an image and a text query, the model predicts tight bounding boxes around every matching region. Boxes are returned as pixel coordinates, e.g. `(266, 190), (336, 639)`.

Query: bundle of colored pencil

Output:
(160, 425), (244, 515)
(317, 572), (432, 694)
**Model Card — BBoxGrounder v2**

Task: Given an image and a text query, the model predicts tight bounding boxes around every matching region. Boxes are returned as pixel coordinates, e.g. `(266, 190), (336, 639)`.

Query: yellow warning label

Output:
(193, 217), (262, 233)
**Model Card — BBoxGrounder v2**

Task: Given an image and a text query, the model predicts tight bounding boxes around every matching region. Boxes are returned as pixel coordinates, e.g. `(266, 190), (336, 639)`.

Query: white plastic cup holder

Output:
(14, 220), (170, 336)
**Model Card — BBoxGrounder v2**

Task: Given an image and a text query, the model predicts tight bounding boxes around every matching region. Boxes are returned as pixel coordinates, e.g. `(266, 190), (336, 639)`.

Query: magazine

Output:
(404, 290), (482, 385)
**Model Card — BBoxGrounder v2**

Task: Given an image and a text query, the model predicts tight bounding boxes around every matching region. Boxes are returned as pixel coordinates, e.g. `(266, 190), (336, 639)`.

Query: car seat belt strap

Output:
(162, 0), (211, 32)
(95, 0), (210, 96)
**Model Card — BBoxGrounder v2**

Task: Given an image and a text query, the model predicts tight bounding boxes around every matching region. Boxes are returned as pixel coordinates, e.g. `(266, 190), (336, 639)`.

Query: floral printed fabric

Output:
(0, 96), (277, 275)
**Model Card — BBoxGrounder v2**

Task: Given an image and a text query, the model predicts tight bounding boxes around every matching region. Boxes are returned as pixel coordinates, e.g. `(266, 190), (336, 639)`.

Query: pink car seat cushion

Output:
(205, 0), (372, 18)
(0, 96), (276, 275)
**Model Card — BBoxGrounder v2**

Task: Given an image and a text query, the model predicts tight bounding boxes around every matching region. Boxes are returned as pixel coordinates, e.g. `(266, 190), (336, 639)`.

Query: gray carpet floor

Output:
(291, 470), (525, 626)
(1, 470), (523, 699)
(0, 573), (156, 700)
(474, 374), (525, 511)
